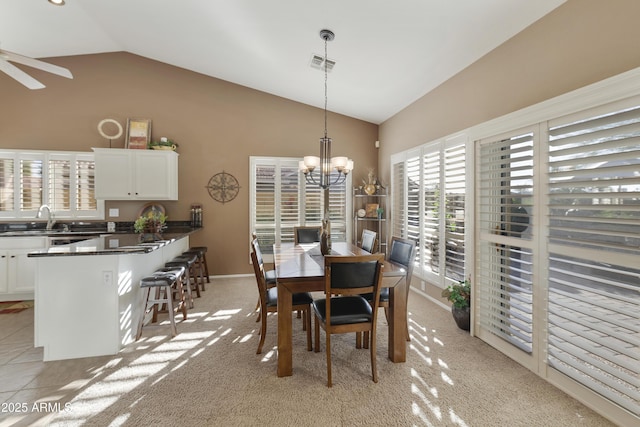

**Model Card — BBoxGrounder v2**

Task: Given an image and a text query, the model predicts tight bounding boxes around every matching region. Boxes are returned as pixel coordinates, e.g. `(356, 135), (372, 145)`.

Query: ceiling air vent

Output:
(309, 54), (335, 72)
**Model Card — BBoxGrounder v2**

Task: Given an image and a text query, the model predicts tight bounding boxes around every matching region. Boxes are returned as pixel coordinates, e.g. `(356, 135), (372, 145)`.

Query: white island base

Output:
(33, 236), (189, 361)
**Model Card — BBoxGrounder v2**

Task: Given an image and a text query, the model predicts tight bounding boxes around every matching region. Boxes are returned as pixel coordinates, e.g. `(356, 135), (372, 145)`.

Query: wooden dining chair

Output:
(293, 226), (321, 244)
(360, 229), (377, 253)
(251, 245), (313, 354)
(361, 236), (417, 347)
(313, 254), (384, 387)
(251, 234), (277, 316)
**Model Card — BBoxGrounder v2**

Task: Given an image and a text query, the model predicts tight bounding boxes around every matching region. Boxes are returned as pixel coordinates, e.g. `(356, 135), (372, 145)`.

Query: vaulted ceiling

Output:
(0, 0), (566, 124)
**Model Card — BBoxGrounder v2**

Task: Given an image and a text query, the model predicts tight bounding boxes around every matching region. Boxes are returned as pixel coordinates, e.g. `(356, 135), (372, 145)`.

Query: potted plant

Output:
(148, 137), (178, 151)
(441, 278), (471, 331)
(134, 209), (167, 241)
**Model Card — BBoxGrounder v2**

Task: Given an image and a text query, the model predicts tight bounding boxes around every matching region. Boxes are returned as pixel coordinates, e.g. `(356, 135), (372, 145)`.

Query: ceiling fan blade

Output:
(0, 50), (73, 79)
(0, 58), (45, 89)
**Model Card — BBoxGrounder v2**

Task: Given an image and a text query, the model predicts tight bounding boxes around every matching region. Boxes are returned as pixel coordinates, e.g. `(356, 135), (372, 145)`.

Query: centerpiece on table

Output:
(134, 208), (167, 242)
(441, 278), (471, 331)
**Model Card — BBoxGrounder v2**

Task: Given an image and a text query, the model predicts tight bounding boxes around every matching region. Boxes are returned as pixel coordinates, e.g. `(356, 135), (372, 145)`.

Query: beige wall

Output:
(379, 0), (640, 179)
(378, 0), (640, 297)
(0, 52), (378, 275)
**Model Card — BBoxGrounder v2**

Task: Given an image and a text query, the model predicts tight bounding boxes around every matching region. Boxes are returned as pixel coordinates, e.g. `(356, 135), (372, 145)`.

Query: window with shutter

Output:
(390, 141), (467, 288)
(0, 150), (103, 220)
(250, 156), (351, 256)
(477, 130), (535, 355)
(546, 102), (640, 416)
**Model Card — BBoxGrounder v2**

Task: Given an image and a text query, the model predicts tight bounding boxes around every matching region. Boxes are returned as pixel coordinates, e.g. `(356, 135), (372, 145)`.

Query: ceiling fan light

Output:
(48, 0), (66, 5)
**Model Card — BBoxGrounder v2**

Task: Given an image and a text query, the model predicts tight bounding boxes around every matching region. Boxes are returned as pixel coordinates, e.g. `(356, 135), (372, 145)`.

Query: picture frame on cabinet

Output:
(125, 118), (152, 149)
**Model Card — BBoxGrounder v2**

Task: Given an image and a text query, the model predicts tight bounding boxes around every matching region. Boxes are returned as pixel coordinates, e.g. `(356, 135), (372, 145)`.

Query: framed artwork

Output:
(365, 203), (379, 218)
(125, 118), (152, 149)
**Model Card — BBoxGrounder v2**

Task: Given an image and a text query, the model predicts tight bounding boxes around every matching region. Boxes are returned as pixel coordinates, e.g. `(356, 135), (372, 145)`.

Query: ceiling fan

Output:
(0, 48), (73, 89)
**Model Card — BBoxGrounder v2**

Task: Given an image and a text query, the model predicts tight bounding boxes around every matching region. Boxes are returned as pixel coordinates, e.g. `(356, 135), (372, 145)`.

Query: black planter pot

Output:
(451, 306), (470, 331)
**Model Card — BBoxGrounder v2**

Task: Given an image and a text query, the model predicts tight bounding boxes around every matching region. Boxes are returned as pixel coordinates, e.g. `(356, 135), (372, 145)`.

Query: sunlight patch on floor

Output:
(48, 329), (215, 425)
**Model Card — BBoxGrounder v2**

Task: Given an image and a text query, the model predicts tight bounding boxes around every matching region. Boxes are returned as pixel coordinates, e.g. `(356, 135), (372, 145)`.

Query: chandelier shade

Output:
(299, 29), (353, 189)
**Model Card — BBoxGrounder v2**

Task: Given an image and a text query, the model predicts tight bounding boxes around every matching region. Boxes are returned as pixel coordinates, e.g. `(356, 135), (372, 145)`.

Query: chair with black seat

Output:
(251, 247), (313, 354)
(362, 236), (416, 346)
(360, 229), (377, 253)
(313, 253), (384, 387)
(250, 234), (277, 317)
(293, 226), (321, 244)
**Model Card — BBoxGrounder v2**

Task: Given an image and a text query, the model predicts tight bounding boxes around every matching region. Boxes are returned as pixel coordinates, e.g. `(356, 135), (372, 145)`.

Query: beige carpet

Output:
(5, 276), (614, 426)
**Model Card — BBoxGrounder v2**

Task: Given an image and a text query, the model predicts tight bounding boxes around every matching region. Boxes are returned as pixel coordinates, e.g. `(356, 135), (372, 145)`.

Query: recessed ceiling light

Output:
(48, 0), (65, 5)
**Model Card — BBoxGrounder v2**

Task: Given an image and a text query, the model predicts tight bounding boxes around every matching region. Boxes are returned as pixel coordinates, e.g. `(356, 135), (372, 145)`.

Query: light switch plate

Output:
(109, 208), (119, 217)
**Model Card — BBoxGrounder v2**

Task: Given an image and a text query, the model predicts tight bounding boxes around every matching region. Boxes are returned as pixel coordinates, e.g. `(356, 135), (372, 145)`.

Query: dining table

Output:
(273, 241), (409, 377)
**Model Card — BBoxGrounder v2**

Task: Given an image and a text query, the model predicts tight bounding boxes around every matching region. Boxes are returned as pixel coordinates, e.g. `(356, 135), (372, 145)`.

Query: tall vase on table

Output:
(320, 217), (331, 255)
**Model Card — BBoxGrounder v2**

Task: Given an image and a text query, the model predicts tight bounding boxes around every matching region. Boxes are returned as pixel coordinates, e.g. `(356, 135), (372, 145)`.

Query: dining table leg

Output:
(387, 276), (407, 362)
(276, 281), (293, 377)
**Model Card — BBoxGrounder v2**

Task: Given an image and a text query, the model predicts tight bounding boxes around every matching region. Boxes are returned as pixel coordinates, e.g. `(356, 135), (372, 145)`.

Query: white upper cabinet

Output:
(93, 148), (178, 200)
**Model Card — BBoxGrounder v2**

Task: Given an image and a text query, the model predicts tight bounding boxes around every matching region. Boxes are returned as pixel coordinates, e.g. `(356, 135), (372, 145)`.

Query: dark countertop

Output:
(27, 228), (201, 257)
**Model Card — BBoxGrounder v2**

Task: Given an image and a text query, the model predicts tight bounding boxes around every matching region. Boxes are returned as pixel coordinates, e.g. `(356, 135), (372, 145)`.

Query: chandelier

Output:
(299, 29), (353, 189)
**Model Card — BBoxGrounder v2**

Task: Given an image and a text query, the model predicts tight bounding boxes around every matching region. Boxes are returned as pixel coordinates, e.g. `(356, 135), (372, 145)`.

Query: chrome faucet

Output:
(36, 204), (56, 230)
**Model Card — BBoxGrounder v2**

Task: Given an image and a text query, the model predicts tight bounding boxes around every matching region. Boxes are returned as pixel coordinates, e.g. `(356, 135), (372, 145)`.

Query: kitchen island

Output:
(28, 230), (198, 361)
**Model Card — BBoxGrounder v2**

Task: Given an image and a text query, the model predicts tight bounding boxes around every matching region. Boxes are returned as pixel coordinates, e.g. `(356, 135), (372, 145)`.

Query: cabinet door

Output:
(133, 151), (178, 200)
(8, 250), (38, 293)
(94, 149), (134, 199)
(0, 252), (8, 294)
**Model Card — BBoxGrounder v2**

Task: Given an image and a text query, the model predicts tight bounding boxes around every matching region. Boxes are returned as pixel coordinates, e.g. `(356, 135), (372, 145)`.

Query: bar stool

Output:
(135, 269), (187, 340)
(189, 246), (210, 285)
(166, 254), (199, 303)
(182, 249), (206, 291)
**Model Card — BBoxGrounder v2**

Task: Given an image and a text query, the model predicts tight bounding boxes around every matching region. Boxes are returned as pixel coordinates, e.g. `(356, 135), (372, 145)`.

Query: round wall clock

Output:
(206, 171), (240, 204)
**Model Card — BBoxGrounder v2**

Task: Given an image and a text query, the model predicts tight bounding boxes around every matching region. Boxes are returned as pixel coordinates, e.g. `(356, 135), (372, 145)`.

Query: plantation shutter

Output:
(421, 150), (440, 276)
(391, 160), (405, 238)
(20, 157), (43, 212)
(253, 162), (279, 252)
(48, 158), (71, 211)
(327, 172), (348, 241)
(406, 155), (421, 246)
(546, 102), (640, 416)
(444, 143), (466, 282)
(76, 157), (97, 212)
(0, 157), (15, 212)
(477, 130), (535, 354)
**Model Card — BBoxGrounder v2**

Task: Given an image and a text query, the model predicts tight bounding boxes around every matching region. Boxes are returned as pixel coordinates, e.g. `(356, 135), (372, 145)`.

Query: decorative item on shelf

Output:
(363, 169), (378, 195)
(441, 277), (471, 331)
(190, 204), (203, 228)
(357, 208), (366, 218)
(134, 207), (167, 242)
(365, 203), (379, 218)
(148, 137), (178, 151)
(376, 207), (384, 219)
(125, 118), (152, 149)
(97, 118), (123, 148)
(298, 29), (353, 189)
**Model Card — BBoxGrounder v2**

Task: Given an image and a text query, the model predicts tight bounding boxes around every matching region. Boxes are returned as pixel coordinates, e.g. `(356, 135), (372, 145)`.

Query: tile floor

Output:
(0, 305), (114, 426)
